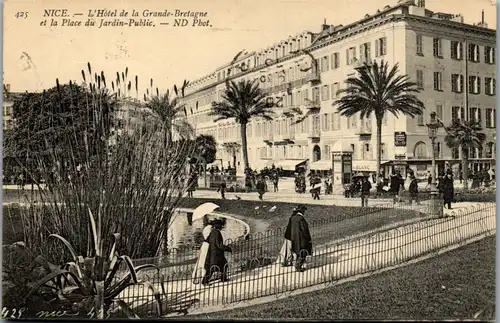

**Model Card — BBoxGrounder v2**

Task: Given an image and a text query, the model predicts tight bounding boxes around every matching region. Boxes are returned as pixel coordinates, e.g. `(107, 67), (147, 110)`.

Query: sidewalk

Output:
(121, 203), (495, 316)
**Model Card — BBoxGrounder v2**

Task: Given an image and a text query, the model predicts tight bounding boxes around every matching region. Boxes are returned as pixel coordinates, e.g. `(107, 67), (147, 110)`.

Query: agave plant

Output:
(23, 208), (162, 319)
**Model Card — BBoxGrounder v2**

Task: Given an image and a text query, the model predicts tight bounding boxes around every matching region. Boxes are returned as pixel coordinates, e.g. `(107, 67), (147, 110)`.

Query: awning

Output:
(309, 160), (332, 171)
(268, 159), (308, 171)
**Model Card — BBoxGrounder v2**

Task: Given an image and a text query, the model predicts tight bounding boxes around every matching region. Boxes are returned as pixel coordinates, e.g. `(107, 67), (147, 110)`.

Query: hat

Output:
(446, 169), (453, 175)
(294, 204), (307, 213)
(209, 217), (227, 226)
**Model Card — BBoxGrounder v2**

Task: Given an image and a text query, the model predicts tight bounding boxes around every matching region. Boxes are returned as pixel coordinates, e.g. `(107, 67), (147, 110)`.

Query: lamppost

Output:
(426, 112), (443, 217)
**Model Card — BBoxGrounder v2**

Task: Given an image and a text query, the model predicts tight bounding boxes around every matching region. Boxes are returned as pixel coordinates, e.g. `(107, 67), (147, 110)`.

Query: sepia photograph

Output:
(2, 0), (497, 320)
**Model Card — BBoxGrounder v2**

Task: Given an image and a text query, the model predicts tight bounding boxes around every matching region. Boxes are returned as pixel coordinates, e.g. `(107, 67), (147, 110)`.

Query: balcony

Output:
(353, 57), (373, 70)
(263, 133), (274, 144)
(304, 71), (321, 84)
(305, 98), (321, 111)
(355, 125), (372, 135)
(274, 131), (295, 143)
(307, 129), (321, 139)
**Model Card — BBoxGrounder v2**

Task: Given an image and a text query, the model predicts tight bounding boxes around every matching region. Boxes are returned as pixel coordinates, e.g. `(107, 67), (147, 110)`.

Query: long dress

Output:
(276, 239), (293, 265)
(191, 225), (212, 284)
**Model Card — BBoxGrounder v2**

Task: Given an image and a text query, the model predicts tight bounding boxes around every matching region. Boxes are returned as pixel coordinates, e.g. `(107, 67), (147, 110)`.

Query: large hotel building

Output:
(180, 0), (496, 179)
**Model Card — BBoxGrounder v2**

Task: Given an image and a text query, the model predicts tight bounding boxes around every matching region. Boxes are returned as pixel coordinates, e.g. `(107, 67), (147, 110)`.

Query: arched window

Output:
(414, 141), (428, 159)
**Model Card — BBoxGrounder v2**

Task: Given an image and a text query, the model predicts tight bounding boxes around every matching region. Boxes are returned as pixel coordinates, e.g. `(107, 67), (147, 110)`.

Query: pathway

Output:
(118, 203), (496, 317)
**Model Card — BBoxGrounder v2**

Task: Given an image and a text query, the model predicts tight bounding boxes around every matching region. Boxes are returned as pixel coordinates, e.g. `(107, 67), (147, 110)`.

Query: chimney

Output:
(322, 18), (329, 31)
(482, 9), (484, 24)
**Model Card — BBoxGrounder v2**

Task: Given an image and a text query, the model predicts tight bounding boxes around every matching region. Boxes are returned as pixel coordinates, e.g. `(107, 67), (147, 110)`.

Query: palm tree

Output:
(210, 79), (274, 171)
(332, 60), (424, 182)
(444, 119), (486, 191)
(145, 91), (193, 142)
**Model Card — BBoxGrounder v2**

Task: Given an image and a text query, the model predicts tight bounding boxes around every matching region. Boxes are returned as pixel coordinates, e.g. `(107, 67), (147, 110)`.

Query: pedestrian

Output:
(390, 172), (400, 204)
(187, 172), (197, 197)
(256, 176), (266, 200)
(442, 169), (454, 210)
(360, 177), (372, 207)
(217, 178), (227, 200)
(201, 218), (232, 285)
(283, 205), (312, 272)
(425, 171), (432, 190)
(273, 175), (279, 192)
(310, 182), (320, 200)
(192, 219), (213, 284)
(408, 174), (421, 205)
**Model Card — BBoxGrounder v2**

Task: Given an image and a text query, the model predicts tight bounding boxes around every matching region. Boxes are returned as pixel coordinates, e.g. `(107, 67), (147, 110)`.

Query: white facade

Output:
(180, 0), (496, 177)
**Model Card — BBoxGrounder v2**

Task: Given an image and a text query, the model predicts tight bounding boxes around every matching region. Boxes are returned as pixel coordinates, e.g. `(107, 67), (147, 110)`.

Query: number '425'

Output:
(15, 12), (28, 19)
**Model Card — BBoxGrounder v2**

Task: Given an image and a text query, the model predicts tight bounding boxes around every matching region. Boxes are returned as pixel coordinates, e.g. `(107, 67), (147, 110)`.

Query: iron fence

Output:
(116, 202), (495, 318)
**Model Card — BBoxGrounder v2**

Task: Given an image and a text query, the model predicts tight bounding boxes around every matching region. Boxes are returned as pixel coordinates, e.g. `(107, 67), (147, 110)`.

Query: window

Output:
(359, 42), (371, 63)
(468, 76), (481, 94)
(321, 85), (330, 101)
(329, 113), (335, 130)
(450, 40), (463, 60)
(485, 77), (496, 95)
(350, 144), (357, 159)
(452, 106), (465, 122)
(346, 47), (356, 65)
(436, 142), (442, 158)
(486, 142), (495, 158)
(331, 52), (340, 69)
(436, 104), (443, 120)
(312, 87), (320, 102)
(485, 46), (495, 64)
(433, 71), (442, 91)
(468, 43), (480, 62)
(417, 113), (424, 126)
(485, 108), (496, 128)
(416, 70), (424, 89)
(321, 56), (330, 72)
(469, 107), (482, 125)
(451, 74), (464, 93)
(416, 34), (423, 55)
(414, 142), (428, 158)
(322, 113), (329, 131)
(452, 146), (459, 159)
(375, 37), (387, 57)
(433, 38), (442, 57)
(363, 143), (372, 160)
(331, 82), (340, 99)
(334, 112), (341, 130)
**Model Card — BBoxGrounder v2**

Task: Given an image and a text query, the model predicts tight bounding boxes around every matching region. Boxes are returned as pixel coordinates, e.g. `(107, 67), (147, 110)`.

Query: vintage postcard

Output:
(2, 0), (496, 320)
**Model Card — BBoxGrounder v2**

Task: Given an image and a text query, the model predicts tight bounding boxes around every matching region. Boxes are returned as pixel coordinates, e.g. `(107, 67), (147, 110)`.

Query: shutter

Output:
(360, 44), (365, 62)
(494, 110), (497, 127)
(382, 37), (387, 55)
(476, 45), (480, 62)
(486, 109), (491, 127)
(484, 46), (488, 63)
(494, 79), (496, 94)
(460, 75), (464, 92)
(477, 77), (481, 94)
(375, 39), (380, 57)
(478, 108), (482, 125)
(461, 107), (465, 120)
(366, 42), (371, 61)
(346, 49), (350, 64)
(451, 41), (454, 58)
(353, 47), (357, 61)
(325, 85), (330, 100)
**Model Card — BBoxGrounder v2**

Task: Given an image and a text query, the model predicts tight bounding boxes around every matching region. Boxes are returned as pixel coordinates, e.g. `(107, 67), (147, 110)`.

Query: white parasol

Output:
(192, 202), (220, 221)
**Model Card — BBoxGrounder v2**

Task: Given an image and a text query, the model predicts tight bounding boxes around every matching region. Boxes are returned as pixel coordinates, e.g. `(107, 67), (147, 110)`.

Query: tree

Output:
(444, 119), (486, 191)
(3, 81), (117, 185)
(145, 90), (193, 142)
(194, 134), (217, 186)
(332, 60), (424, 182)
(210, 79), (274, 171)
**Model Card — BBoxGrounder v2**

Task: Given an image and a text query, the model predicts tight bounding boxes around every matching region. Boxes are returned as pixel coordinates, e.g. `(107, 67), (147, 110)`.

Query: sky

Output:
(3, 0), (497, 95)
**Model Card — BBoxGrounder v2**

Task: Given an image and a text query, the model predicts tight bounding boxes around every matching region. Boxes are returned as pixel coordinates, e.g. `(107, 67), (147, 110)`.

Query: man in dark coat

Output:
(408, 174), (420, 205)
(441, 169), (455, 210)
(217, 178), (227, 200)
(284, 205), (312, 272)
(360, 177), (372, 207)
(390, 172), (401, 203)
(256, 176), (266, 200)
(202, 219), (232, 285)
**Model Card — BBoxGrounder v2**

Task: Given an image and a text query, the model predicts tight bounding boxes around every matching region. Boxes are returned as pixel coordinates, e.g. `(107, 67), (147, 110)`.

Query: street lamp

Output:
(426, 112), (443, 217)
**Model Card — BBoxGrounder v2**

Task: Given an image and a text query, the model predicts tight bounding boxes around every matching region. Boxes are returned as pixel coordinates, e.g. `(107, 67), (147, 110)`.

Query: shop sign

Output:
(394, 132), (407, 147)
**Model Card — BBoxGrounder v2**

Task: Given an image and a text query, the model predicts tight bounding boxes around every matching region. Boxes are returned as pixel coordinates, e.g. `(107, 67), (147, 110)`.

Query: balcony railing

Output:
(356, 125), (372, 135)
(305, 99), (321, 110)
(262, 133), (274, 142)
(261, 70), (321, 96)
(274, 131), (295, 142)
(307, 129), (321, 138)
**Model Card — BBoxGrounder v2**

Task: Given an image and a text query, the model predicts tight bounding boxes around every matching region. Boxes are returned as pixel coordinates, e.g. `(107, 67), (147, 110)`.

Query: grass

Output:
(191, 235), (496, 320)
